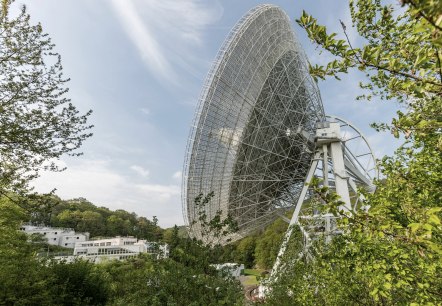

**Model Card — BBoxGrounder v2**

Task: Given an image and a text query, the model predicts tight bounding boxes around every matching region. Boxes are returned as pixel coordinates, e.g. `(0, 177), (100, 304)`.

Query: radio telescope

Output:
(182, 4), (376, 246)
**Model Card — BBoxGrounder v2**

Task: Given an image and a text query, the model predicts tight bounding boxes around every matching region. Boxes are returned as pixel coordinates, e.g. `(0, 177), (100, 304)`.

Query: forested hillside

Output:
(219, 217), (289, 270)
(19, 190), (286, 271)
(0, 195), (243, 305)
(27, 196), (164, 241)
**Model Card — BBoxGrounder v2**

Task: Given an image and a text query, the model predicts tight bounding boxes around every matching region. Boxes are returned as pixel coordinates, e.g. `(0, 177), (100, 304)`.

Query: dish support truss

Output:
(183, 4), (324, 242)
(268, 115), (377, 284)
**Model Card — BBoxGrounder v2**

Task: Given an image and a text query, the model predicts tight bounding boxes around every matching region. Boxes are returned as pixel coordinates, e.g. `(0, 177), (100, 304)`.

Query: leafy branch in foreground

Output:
(267, 1), (442, 305)
(0, 1), (93, 194)
(191, 192), (239, 246)
(297, 0), (441, 101)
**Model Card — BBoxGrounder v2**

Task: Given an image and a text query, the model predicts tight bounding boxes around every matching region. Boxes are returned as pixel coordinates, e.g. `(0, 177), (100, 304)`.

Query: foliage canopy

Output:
(0, 1), (93, 194)
(268, 0), (442, 304)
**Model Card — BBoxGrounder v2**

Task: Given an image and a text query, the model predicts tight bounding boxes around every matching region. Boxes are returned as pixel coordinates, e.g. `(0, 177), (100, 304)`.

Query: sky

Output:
(17, 0), (402, 228)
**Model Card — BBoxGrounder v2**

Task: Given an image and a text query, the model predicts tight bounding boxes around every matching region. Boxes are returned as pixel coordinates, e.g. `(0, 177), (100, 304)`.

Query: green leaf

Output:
(428, 215), (440, 226)
(383, 282), (392, 290)
(408, 223), (420, 233)
(426, 207), (442, 215)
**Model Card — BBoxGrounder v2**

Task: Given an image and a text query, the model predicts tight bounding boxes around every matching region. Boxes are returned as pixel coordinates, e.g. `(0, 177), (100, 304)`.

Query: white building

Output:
(212, 263), (245, 278)
(56, 236), (169, 263)
(20, 225), (89, 248)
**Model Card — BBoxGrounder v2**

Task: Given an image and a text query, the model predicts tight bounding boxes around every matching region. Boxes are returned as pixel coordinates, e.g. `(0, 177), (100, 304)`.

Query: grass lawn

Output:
(242, 275), (259, 286)
(243, 269), (263, 277)
(241, 269), (267, 286)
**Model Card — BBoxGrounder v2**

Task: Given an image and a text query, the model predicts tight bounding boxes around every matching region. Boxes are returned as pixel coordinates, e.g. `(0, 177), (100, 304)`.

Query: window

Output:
(106, 242), (111, 246)
(65, 243), (68, 246)
(76, 237), (79, 239)
(54, 232), (57, 234)
(53, 238), (56, 241)
(66, 237), (69, 240)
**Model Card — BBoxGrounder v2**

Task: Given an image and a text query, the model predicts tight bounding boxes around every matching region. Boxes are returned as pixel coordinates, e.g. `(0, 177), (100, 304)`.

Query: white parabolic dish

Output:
(183, 4), (325, 242)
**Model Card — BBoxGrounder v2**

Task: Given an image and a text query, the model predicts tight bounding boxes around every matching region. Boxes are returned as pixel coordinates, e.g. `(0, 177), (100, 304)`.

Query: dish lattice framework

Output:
(183, 4), (325, 241)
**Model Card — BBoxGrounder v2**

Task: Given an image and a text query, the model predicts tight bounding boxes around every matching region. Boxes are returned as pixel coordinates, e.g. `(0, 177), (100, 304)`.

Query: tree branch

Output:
(339, 20), (442, 88)
(365, 62), (442, 87)
(437, 48), (442, 82)
(405, 0), (442, 31)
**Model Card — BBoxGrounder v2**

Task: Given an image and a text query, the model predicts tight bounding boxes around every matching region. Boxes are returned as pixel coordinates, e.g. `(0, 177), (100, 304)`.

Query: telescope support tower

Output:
(271, 121), (365, 279)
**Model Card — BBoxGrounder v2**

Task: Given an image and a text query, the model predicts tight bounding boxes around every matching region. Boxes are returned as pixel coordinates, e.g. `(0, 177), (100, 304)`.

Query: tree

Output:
(0, 197), (54, 305)
(0, 1), (93, 194)
(190, 192), (238, 245)
(233, 235), (256, 268)
(106, 215), (131, 236)
(163, 225), (181, 250)
(135, 216), (157, 241)
(48, 259), (109, 306)
(21, 193), (62, 225)
(254, 218), (287, 269)
(102, 254), (243, 306)
(268, 1), (442, 304)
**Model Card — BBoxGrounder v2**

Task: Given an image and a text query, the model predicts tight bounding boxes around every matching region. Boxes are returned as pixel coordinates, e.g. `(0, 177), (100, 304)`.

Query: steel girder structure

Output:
(183, 4), (325, 242)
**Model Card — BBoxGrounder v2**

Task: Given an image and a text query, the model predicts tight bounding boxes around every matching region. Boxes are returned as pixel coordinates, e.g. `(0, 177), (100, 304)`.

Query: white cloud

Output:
(109, 0), (223, 82)
(366, 131), (402, 159)
(136, 183), (180, 201)
(110, 0), (174, 81)
(140, 107), (150, 115)
(130, 165), (150, 177)
(172, 171), (182, 180)
(32, 159), (183, 227)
